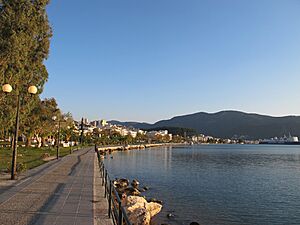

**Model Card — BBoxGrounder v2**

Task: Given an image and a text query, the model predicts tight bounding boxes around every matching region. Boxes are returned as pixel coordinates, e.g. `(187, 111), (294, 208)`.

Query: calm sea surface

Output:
(104, 145), (300, 225)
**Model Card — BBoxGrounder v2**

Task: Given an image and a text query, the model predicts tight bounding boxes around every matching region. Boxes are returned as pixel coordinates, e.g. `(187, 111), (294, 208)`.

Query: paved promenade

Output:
(0, 147), (113, 225)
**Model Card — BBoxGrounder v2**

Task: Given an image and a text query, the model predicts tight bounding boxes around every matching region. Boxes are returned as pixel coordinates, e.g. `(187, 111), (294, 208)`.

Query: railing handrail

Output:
(97, 152), (132, 225)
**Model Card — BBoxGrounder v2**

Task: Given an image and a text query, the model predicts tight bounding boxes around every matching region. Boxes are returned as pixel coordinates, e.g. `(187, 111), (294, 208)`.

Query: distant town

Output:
(70, 118), (259, 146)
(4, 116), (300, 148)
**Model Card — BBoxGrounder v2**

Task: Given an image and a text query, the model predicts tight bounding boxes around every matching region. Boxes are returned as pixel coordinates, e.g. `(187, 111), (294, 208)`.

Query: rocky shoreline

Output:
(112, 177), (200, 225)
(99, 143), (200, 225)
(114, 178), (163, 225)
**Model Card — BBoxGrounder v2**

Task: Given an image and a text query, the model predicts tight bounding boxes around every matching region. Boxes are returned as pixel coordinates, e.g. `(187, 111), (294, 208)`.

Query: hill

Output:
(110, 111), (300, 139)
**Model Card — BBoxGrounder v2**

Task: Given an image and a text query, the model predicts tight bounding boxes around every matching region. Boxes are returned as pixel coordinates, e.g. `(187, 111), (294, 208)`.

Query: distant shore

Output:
(96, 143), (184, 154)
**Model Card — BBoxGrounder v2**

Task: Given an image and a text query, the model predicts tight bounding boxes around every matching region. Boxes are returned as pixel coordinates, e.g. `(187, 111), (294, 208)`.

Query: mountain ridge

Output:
(109, 110), (300, 139)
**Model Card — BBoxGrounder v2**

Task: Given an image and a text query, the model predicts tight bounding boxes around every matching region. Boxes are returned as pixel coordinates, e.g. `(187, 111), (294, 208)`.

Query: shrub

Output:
(16, 163), (27, 173)
(40, 153), (51, 159)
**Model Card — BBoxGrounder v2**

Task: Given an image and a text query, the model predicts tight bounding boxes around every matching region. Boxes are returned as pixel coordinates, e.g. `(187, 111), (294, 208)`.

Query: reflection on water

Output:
(104, 145), (300, 225)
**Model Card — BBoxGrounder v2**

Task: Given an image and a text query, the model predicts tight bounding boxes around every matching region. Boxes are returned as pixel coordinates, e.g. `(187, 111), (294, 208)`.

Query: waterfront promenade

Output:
(0, 147), (113, 225)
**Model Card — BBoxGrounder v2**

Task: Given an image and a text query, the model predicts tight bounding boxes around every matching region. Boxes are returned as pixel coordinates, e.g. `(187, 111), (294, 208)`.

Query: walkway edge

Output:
(93, 152), (113, 225)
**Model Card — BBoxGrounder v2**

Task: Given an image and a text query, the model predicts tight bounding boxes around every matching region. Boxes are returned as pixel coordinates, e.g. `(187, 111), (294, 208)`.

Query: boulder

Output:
(147, 198), (163, 204)
(167, 213), (175, 219)
(124, 187), (141, 196)
(131, 179), (140, 188)
(123, 196), (162, 225)
(143, 186), (149, 191)
(114, 178), (129, 189)
(139, 188), (147, 192)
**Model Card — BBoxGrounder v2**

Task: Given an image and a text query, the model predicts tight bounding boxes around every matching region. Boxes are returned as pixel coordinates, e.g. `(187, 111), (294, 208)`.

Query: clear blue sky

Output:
(43, 0), (300, 123)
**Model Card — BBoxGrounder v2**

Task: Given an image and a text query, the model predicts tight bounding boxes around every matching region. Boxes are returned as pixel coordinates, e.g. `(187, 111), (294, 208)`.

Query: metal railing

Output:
(97, 152), (132, 225)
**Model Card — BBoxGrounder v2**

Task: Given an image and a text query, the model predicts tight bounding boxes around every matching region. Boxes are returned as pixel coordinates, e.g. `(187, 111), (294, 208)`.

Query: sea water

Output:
(104, 145), (300, 225)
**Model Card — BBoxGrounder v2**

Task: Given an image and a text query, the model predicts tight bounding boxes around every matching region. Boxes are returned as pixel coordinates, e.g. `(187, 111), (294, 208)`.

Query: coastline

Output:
(96, 143), (259, 155)
(97, 143), (185, 225)
(97, 143), (185, 154)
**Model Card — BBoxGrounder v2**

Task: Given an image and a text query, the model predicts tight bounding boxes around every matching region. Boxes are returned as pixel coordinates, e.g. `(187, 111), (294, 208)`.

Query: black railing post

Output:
(96, 151), (132, 225)
(108, 181), (112, 218)
(118, 201), (123, 225)
(102, 165), (105, 186)
(104, 170), (107, 198)
(103, 165), (105, 182)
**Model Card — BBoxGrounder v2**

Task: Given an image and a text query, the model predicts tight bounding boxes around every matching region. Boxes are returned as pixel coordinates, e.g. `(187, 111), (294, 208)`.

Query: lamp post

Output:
(52, 116), (67, 160)
(80, 118), (84, 145)
(68, 126), (72, 154)
(2, 84), (38, 180)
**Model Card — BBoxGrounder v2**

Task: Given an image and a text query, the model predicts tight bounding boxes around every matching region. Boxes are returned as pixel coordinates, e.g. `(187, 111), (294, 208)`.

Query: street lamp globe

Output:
(2, 84), (13, 93)
(28, 85), (38, 95)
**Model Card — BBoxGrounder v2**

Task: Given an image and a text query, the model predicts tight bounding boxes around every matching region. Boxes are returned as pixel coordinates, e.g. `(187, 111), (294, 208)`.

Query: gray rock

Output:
(143, 186), (149, 191)
(131, 179), (140, 188)
(139, 187), (149, 192)
(167, 213), (174, 218)
(114, 178), (129, 189)
(147, 198), (163, 204)
(125, 187), (141, 196)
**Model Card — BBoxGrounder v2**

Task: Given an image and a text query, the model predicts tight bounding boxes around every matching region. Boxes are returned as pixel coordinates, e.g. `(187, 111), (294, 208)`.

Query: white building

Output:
(146, 130), (172, 140)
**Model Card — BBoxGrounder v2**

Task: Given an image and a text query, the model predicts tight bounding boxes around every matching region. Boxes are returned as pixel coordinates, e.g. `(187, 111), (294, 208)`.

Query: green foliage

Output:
(16, 162), (27, 172)
(0, 0), (52, 88)
(0, 146), (78, 172)
(22, 98), (61, 146)
(94, 131), (138, 146)
(0, 0), (52, 140)
(146, 126), (197, 137)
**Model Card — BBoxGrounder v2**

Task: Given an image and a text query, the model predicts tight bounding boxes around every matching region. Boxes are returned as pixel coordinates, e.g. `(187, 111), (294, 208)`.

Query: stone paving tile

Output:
(75, 216), (94, 225)
(53, 215), (76, 225)
(78, 207), (94, 216)
(29, 215), (57, 225)
(0, 148), (113, 225)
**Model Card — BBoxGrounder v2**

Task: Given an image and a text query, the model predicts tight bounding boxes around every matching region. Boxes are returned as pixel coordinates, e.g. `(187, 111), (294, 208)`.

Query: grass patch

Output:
(0, 146), (80, 173)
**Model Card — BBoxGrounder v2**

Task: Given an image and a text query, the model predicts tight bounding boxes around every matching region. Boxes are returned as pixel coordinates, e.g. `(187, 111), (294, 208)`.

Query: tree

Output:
(136, 132), (147, 143)
(59, 112), (75, 144)
(0, 0), (52, 139)
(22, 98), (59, 147)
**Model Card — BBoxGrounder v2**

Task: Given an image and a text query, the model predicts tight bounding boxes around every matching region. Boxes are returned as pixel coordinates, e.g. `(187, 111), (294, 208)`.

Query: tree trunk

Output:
(37, 136), (42, 148)
(26, 136), (32, 147)
(41, 137), (46, 147)
(10, 135), (14, 149)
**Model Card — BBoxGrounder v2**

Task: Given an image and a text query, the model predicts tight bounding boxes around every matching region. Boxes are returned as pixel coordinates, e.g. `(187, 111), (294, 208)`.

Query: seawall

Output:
(97, 143), (182, 154)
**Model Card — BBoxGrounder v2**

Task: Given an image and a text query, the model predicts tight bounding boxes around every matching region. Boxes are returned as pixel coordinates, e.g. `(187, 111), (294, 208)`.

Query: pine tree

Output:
(0, 0), (52, 137)
(0, 0), (52, 90)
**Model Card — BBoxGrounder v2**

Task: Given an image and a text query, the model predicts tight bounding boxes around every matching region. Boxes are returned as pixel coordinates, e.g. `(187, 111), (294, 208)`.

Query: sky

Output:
(43, 0), (300, 123)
